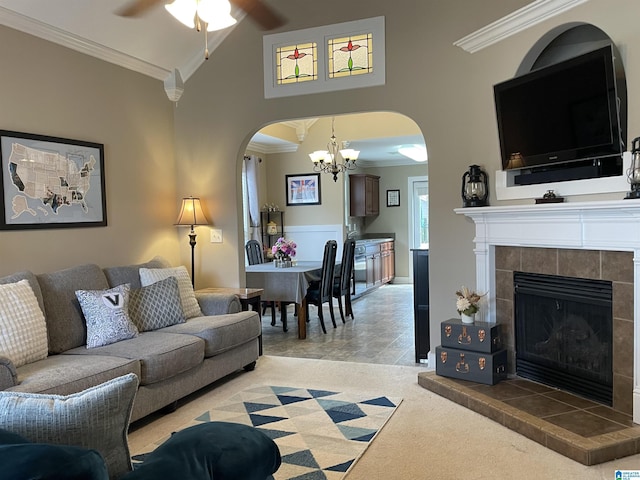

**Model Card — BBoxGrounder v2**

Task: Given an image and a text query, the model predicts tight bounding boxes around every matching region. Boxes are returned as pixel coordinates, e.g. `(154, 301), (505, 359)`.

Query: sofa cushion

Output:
(0, 442), (109, 480)
(0, 279), (48, 367)
(0, 271), (44, 315)
(76, 284), (139, 348)
(139, 266), (203, 319)
(37, 264), (110, 354)
(160, 311), (260, 357)
(0, 373), (139, 480)
(103, 256), (170, 290)
(66, 332), (204, 385)
(120, 422), (281, 480)
(10, 353), (140, 395)
(129, 276), (184, 331)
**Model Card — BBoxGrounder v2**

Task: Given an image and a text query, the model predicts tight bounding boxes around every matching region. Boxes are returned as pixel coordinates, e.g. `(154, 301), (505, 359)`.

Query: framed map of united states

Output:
(0, 130), (106, 230)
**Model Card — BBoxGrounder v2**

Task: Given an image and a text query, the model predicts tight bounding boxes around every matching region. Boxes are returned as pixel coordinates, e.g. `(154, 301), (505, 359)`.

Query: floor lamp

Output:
(175, 196), (210, 288)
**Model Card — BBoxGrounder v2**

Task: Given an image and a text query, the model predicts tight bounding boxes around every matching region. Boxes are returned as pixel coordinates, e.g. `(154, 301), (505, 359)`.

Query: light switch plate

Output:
(210, 228), (223, 243)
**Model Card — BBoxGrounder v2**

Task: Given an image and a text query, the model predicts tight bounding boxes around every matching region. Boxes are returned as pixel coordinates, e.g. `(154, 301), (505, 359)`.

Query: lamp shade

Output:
(175, 197), (210, 227)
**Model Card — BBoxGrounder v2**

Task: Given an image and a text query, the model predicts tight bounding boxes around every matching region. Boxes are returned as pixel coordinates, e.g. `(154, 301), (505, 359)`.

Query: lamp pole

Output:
(188, 226), (197, 288)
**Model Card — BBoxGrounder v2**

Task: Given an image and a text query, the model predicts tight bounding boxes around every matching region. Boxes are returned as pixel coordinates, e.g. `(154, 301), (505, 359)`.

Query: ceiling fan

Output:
(117, 0), (286, 31)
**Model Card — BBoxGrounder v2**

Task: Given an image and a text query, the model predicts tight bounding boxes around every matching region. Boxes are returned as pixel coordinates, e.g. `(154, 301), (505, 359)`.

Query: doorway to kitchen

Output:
(242, 112), (427, 366)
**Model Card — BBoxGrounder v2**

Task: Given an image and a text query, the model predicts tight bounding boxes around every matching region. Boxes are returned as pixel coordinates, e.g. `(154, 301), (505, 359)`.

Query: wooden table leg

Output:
(297, 300), (307, 339)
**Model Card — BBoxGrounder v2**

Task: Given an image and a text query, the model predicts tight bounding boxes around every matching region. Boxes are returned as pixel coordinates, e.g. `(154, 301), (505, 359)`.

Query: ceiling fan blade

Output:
(230, 0), (286, 30)
(117, 0), (166, 17)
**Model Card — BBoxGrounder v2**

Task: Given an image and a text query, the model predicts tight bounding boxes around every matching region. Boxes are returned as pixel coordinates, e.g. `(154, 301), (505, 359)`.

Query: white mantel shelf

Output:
(455, 199), (640, 251)
(455, 199), (640, 423)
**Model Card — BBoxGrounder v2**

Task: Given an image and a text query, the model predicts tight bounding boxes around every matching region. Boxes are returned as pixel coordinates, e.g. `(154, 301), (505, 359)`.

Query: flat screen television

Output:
(494, 45), (625, 182)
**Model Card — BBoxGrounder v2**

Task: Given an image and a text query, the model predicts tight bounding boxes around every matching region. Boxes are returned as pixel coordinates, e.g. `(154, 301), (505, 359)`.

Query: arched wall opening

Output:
(238, 111), (428, 283)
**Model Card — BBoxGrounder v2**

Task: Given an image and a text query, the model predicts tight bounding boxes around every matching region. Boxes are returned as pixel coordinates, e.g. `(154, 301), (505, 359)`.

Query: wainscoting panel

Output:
(284, 224), (343, 261)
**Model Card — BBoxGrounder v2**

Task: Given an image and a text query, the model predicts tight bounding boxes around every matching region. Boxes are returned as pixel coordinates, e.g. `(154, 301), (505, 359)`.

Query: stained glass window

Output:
(263, 17), (385, 98)
(327, 33), (373, 78)
(276, 42), (318, 85)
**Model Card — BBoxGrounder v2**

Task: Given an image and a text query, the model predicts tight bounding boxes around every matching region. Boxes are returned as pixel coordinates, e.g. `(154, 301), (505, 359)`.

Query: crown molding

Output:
(454, 0), (589, 53)
(0, 6), (171, 80)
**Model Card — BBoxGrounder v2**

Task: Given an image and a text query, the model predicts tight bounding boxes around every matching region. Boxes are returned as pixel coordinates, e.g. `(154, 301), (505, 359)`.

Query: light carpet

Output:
(128, 356), (640, 479)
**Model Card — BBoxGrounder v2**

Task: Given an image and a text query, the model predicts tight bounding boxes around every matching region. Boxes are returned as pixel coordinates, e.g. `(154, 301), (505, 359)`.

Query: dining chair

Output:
(333, 238), (356, 323)
(245, 239), (263, 266)
(245, 240), (276, 326)
(305, 240), (338, 334)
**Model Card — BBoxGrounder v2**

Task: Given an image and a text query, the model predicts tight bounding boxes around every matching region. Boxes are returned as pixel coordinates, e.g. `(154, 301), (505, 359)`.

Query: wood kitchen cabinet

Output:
(364, 240), (394, 288)
(381, 242), (395, 283)
(349, 174), (380, 217)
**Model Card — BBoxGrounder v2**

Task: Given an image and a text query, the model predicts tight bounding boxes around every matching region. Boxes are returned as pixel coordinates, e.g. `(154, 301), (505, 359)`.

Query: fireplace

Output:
(513, 271), (613, 405)
(455, 200), (639, 420)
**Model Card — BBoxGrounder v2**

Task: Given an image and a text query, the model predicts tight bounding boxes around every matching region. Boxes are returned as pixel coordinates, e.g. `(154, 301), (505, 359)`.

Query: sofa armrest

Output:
(0, 356), (18, 390)
(195, 292), (242, 315)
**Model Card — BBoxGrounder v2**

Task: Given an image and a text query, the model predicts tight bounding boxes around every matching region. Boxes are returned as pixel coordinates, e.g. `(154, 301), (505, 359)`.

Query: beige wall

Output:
(0, 26), (180, 276)
(174, 0), (640, 352)
(2, 0), (639, 356)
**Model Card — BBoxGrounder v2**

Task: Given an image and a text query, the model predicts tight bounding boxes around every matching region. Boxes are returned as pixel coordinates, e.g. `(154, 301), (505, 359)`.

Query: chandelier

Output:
(165, 0), (237, 59)
(309, 118), (360, 182)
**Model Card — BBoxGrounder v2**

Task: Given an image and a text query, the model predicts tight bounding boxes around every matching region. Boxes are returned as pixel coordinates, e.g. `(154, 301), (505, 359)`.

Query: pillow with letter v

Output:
(75, 284), (139, 348)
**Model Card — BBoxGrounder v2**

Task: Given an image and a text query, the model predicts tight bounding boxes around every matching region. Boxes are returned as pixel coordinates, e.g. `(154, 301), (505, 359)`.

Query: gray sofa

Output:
(0, 257), (261, 423)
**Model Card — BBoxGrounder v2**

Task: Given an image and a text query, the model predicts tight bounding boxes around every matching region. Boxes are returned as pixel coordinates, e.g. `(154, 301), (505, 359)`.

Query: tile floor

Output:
(260, 283), (419, 366)
(418, 371), (640, 465)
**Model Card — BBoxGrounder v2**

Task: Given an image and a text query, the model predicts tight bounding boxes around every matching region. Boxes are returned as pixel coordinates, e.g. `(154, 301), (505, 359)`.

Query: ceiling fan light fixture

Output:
(199, 0), (237, 31)
(165, 0), (197, 28)
(398, 145), (428, 162)
(165, 0), (237, 32)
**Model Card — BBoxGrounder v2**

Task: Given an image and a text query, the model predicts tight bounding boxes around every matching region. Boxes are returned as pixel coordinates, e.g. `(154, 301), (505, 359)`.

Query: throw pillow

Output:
(75, 284), (138, 348)
(0, 279), (48, 367)
(129, 276), (185, 331)
(0, 373), (139, 480)
(139, 266), (203, 319)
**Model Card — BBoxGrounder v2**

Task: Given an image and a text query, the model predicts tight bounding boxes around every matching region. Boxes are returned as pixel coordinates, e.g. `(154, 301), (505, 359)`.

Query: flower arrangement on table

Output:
(455, 286), (484, 317)
(271, 237), (297, 260)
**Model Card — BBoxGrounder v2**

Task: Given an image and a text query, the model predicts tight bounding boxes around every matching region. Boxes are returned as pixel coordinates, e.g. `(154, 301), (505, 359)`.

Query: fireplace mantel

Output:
(456, 199), (640, 423)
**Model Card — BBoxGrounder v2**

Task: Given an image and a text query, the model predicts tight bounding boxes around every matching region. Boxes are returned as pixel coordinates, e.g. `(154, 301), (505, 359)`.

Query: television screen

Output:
(494, 45), (623, 172)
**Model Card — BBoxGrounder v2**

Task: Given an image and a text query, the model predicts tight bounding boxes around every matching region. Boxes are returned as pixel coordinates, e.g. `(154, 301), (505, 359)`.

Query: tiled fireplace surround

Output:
(494, 245), (633, 414)
(455, 200), (640, 421)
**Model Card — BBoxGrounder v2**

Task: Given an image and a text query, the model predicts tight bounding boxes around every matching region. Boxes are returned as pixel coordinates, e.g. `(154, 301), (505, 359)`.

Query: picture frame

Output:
(0, 130), (107, 230)
(285, 173), (321, 206)
(386, 189), (400, 207)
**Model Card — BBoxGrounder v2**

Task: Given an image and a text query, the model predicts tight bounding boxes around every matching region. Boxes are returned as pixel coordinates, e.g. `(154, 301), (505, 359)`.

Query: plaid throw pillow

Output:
(129, 276), (185, 331)
(139, 266), (203, 319)
(0, 279), (48, 367)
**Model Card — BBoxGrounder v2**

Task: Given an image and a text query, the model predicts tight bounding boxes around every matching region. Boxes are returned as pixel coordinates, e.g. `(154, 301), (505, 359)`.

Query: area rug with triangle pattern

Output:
(136, 385), (401, 480)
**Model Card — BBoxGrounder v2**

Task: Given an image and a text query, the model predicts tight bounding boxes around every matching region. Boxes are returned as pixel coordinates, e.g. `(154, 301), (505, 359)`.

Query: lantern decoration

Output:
(625, 137), (640, 200)
(461, 165), (489, 207)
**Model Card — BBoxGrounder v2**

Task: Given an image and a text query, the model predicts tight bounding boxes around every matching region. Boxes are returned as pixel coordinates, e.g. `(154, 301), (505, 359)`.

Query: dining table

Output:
(245, 261), (325, 339)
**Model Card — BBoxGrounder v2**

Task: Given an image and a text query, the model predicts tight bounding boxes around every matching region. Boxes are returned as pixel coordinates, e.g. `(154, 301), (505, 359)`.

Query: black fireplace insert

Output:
(514, 271), (613, 405)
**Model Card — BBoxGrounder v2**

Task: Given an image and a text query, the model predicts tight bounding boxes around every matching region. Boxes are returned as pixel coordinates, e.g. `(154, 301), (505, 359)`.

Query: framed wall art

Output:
(285, 173), (321, 206)
(387, 189), (400, 207)
(0, 130), (107, 230)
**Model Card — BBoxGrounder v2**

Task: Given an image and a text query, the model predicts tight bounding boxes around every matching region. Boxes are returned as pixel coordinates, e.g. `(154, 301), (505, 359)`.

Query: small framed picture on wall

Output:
(386, 189), (400, 207)
(285, 173), (321, 206)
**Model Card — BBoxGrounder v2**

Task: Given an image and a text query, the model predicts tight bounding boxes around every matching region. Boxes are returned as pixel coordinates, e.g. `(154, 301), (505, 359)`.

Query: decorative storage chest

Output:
(440, 318), (502, 353)
(436, 318), (507, 385)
